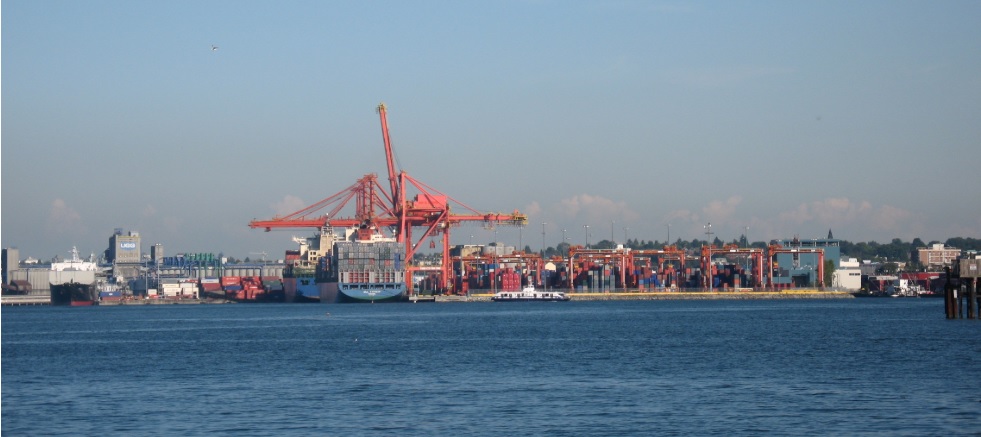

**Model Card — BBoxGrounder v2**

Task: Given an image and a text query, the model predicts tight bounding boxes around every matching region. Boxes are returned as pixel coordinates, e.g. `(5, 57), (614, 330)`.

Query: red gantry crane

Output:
(250, 103), (527, 294)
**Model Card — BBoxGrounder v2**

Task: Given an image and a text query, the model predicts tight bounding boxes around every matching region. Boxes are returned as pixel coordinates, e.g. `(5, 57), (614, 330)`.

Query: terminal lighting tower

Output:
(541, 222), (547, 257)
(703, 222), (714, 290)
(611, 220), (615, 247)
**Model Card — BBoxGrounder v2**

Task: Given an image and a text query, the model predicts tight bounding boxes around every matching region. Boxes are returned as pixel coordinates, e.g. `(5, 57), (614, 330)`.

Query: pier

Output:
(1, 295), (51, 306)
(449, 289), (853, 302)
(946, 257), (981, 319)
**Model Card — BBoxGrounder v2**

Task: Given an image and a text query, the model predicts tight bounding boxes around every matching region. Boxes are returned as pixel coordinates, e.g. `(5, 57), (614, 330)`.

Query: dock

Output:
(434, 289), (853, 302)
(945, 257), (981, 319)
(1, 295), (51, 306)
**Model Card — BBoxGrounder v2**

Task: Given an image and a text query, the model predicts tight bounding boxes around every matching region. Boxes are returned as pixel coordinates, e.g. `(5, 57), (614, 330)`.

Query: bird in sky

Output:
(211, 45), (218, 51)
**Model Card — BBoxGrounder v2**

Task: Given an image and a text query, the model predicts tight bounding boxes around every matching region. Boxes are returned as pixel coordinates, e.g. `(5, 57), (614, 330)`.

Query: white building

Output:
(834, 258), (862, 291)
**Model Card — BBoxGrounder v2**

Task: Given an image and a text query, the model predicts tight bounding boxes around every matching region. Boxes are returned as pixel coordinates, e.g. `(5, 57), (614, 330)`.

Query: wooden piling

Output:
(945, 266), (961, 319)
(970, 278), (978, 320)
(948, 258), (981, 319)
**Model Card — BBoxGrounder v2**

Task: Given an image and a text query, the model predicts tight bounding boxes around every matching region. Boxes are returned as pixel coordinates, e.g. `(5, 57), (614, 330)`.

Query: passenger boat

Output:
(491, 286), (570, 302)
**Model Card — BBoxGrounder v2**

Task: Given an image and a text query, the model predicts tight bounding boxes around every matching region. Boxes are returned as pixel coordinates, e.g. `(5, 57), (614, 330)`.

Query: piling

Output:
(969, 278), (977, 319)
(948, 258), (981, 319)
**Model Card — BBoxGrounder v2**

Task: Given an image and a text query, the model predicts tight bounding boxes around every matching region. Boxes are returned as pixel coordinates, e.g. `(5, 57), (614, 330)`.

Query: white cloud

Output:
(46, 199), (85, 234)
(523, 201), (543, 217)
(272, 195), (308, 217)
(664, 209), (699, 224)
(555, 193), (641, 224)
(776, 198), (915, 236)
(702, 196), (742, 221)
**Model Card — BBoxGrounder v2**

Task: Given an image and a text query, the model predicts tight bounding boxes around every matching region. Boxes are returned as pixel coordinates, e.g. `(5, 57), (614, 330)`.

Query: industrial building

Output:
(834, 258), (862, 291)
(770, 236), (841, 288)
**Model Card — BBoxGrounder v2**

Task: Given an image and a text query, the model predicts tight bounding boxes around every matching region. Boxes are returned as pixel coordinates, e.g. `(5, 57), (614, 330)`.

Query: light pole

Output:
(584, 225), (590, 249)
(541, 222), (547, 288)
(611, 220), (616, 248)
(744, 226), (750, 247)
(541, 222), (547, 257)
(667, 223), (671, 247)
(704, 222), (714, 290)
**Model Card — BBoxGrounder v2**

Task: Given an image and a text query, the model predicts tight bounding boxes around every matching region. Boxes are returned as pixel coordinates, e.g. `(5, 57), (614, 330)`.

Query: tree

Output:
(824, 260), (836, 289)
(879, 262), (899, 274)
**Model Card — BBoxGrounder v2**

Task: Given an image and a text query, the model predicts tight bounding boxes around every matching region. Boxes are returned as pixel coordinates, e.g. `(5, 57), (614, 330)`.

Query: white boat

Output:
(491, 286), (570, 302)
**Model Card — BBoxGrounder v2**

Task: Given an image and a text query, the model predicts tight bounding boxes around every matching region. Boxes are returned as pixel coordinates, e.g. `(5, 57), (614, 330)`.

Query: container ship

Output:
(283, 232), (339, 303)
(320, 236), (406, 303)
(49, 247), (99, 306)
(280, 225), (407, 303)
(282, 226), (406, 303)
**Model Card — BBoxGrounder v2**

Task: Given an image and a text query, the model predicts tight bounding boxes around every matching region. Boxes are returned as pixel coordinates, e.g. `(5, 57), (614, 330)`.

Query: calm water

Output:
(3, 299), (979, 436)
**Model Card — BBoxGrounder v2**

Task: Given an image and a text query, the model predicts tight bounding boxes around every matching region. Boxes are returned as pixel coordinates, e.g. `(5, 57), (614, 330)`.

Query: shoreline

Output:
(462, 289), (855, 302)
(3, 290), (856, 306)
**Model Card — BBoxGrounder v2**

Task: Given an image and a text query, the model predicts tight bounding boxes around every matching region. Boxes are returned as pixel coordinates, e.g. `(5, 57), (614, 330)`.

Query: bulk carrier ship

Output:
(49, 247), (99, 306)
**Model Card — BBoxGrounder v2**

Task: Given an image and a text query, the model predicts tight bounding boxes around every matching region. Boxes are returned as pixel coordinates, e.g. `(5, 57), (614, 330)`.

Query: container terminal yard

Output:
(2, 104), (976, 306)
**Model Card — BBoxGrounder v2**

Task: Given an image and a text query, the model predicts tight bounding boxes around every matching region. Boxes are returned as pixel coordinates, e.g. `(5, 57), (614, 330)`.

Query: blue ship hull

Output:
(332, 283), (406, 303)
(285, 276), (321, 302)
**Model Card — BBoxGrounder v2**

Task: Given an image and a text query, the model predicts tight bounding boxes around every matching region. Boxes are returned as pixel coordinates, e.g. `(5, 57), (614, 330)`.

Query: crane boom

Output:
(377, 103), (399, 207)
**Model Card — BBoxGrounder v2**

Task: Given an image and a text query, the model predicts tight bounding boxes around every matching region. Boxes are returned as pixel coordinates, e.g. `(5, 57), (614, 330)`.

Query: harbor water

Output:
(3, 299), (979, 435)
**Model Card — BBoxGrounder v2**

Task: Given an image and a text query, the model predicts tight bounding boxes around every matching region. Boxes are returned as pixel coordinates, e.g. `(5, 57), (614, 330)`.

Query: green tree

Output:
(824, 260), (836, 289)
(879, 262), (899, 274)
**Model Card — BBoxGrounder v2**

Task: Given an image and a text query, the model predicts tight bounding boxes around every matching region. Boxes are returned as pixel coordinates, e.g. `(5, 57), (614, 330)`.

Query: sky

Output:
(3, 0), (980, 261)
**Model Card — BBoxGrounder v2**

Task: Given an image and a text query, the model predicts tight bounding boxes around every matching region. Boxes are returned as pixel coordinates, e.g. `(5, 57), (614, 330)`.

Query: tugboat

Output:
(492, 285), (570, 302)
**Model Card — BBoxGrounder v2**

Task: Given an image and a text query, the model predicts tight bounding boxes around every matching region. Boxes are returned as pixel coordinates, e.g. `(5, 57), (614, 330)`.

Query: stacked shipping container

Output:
(332, 241), (405, 287)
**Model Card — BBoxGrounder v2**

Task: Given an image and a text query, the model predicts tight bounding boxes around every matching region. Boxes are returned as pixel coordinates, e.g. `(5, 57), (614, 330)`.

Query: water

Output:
(3, 299), (979, 436)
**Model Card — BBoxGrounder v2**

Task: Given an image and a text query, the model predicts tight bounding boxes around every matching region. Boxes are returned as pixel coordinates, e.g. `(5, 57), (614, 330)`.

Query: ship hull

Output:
(285, 276), (321, 303)
(317, 282), (405, 303)
(337, 284), (406, 303)
(51, 282), (97, 306)
(318, 282), (340, 304)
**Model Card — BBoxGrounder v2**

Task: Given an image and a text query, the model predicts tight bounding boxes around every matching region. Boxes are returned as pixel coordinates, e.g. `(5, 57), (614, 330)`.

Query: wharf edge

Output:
(424, 290), (854, 302)
(4, 290), (852, 305)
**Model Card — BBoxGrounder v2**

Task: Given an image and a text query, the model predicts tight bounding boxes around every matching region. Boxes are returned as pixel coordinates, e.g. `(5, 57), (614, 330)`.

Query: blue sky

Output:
(3, 0), (980, 261)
